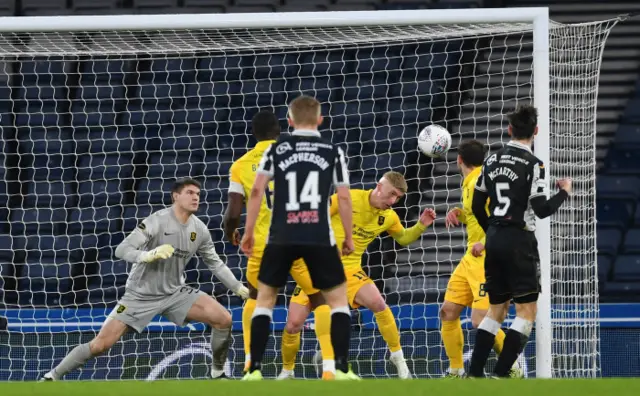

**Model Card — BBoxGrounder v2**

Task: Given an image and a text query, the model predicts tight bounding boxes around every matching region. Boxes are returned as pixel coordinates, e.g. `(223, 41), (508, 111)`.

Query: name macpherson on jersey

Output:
(257, 130), (349, 246)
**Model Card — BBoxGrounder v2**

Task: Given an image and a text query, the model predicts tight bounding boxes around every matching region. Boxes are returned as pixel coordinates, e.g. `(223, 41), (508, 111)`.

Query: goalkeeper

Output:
(440, 140), (522, 378)
(41, 178), (249, 381)
(278, 171), (435, 380)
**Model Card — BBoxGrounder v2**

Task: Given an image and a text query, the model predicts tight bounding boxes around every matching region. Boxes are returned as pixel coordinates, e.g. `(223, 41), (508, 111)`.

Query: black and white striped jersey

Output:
(257, 129), (349, 246)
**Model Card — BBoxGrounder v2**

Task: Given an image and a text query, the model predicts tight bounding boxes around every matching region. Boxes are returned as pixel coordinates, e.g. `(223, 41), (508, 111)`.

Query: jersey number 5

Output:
(285, 171), (322, 211)
(494, 182), (511, 216)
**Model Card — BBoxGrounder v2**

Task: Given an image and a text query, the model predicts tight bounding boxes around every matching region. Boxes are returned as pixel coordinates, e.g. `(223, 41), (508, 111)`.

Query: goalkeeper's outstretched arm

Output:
(115, 217), (174, 264)
(196, 225), (249, 299)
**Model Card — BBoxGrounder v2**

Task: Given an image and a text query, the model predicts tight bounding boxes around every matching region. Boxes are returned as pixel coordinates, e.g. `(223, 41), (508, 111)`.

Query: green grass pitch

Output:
(5, 378), (640, 396)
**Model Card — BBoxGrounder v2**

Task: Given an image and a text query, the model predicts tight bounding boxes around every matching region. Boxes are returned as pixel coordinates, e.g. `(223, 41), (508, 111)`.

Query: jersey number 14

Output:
(285, 171), (322, 211)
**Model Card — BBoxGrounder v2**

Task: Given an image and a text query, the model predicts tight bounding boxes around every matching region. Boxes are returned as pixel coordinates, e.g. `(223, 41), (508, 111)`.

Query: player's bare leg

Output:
(243, 282), (279, 380)
(354, 283), (411, 379)
(279, 293), (334, 380)
(185, 294), (233, 379)
(321, 283), (360, 380)
(492, 300), (536, 378)
(468, 300), (510, 377)
(42, 317), (128, 381)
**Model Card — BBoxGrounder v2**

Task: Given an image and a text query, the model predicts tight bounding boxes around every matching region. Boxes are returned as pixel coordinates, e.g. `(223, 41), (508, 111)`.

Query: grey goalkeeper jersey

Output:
(114, 207), (241, 296)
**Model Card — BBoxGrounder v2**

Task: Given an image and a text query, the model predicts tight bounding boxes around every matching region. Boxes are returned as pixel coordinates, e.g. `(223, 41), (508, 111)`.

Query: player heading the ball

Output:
(468, 105), (572, 378)
(279, 171), (436, 380)
(223, 110), (335, 376)
(240, 95), (358, 381)
(41, 178), (249, 381)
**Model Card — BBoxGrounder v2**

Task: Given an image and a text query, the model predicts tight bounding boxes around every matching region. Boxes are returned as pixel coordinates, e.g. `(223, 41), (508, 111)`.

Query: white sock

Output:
(323, 359), (335, 374)
(390, 349), (405, 361)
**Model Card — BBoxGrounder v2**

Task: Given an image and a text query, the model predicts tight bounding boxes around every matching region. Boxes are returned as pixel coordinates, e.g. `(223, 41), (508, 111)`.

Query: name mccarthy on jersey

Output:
(487, 166), (520, 182)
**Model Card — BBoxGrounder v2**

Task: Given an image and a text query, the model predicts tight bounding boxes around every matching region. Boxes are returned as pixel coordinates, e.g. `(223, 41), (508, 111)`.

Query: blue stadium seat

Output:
(97, 259), (129, 288)
(241, 79), (287, 108)
(121, 204), (166, 232)
(184, 80), (242, 108)
(597, 228), (622, 256)
(300, 51), (346, 77)
(402, 52), (448, 81)
(342, 75), (389, 101)
(0, 77), (10, 123)
(287, 76), (337, 104)
(68, 206), (122, 235)
(74, 126), (135, 155)
(171, 107), (231, 136)
(135, 178), (172, 205)
(622, 229), (640, 254)
(0, 234), (26, 262)
(245, 53), (299, 79)
(613, 124), (640, 147)
(202, 202), (224, 226)
(596, 175), (640, 201)
(121, 104), (175, 130)
(76, 153), (135, 181)
(621, 98), (640, 123)
(196, 56), (242, 82)
(597, 254), (611, 282)
(146, 153), (205, 179)
(386, 98), (432, 127)
(18, 127), (73, 155)
(354, 48), (403, 75)
(14, 104), (64, 127)
(613, 255), (640, 281)
(10, 207), (67, 235)
(596, 199), (633, 230)
(78, 180), (128, 207)
(602, 281), (640, 296)
(606, 147), (640, 174)
(328, 100), (381, 130)
(21, 153), (75, 182)
(201, 179), (225, 203)
(15, 59), (67, 102)
(24, 180), (76, 208)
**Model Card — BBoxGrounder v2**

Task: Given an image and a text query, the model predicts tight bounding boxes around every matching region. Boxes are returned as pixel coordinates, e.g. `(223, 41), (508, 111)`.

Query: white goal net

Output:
(0, 10), (620, 380)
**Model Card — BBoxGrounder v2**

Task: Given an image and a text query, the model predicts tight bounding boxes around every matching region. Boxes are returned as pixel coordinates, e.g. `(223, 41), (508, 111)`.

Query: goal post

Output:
(0, 7), (619, 380)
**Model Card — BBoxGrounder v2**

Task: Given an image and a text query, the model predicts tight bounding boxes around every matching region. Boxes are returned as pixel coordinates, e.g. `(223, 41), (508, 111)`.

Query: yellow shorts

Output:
(246, 254), (319, 296)
(444, 254), (489, 310)
(290, 266), (374, 309)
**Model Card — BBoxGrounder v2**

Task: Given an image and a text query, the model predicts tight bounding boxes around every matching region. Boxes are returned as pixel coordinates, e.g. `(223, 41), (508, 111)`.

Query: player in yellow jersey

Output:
(222, 110), (334, 375)
(276, 171), (436, 380)
(440, 140), (522, 378)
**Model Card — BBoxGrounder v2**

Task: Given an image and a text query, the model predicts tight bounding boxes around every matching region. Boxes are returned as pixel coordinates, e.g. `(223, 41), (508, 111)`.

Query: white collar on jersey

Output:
(507, 140), (533, 153)
(292, 129), (321, 138)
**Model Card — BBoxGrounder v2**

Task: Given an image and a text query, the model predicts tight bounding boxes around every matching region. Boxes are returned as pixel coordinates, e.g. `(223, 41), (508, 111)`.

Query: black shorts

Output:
(484, 225), (541, 305)
(258, 244), (346, 290)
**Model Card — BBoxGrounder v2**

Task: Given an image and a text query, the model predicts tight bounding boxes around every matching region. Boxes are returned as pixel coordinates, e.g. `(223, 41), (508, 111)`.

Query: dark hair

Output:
(172, 178), (201, 195)
(252, 110), (280, 141)
(508, 104), (538, 139)
(458, 140), (486, 167)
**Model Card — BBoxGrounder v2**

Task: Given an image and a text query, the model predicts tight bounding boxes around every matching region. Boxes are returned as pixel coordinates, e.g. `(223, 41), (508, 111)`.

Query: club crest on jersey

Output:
(276, 141), (293, 155)
(378, 216), (385, 225)
(190, 232), (197, 242)
(116, 304), (126, 314)
(138, 222), (146, 230)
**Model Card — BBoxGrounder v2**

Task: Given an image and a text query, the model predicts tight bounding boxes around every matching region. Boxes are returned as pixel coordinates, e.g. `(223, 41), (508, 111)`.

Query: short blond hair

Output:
(288, 95), (321, 126)
(381, 171), (407, 194)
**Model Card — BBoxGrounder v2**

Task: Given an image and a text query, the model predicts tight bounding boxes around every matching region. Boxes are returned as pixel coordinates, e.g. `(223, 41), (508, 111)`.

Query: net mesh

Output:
(0, 16), (619, 380)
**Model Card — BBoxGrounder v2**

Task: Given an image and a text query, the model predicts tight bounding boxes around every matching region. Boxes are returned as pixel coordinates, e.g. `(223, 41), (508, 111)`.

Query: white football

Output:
(418, 124), (452, 158)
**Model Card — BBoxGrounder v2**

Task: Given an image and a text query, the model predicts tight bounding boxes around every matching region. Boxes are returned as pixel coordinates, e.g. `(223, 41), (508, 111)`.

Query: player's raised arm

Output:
(114, 215), (174, 264)
(388, 208), (436, 246)
(196, 223), (249, 299)
(241, 145), (273, 256)
(333, 146), (354, 255)
(529, 161), (571, 219)
(223, 162), (245, 246)
(472, 168), (490, 232)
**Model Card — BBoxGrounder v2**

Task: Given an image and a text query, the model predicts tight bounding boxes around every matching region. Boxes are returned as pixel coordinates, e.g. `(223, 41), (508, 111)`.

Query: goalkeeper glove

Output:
(233, 285), (250, 300)
(140, 244), (175, 263)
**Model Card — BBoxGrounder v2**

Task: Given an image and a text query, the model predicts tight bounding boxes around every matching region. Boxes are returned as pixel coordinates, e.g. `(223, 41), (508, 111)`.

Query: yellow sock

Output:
(441, 318), (464, 370)
(281, 330), (301, 371)
(242, 298), (256, 370)
(313, 305), (334, 361)
(374, 307), (402, 353)
(493, 328), (506, 355)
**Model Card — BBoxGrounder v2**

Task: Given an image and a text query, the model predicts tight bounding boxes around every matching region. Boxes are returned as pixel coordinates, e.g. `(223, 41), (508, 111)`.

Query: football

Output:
(417, 124), (452, 158)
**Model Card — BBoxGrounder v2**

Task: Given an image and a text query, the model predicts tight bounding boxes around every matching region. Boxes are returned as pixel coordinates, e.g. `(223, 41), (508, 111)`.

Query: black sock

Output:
(494, 329), (528, 377)
(469, 328), (496, 377)
(249, 314), (271, 373)
(330, 310), (351, 373)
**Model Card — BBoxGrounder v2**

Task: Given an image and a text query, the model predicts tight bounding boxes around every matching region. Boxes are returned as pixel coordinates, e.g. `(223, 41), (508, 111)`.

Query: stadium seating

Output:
(0, 0), (638, 306)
